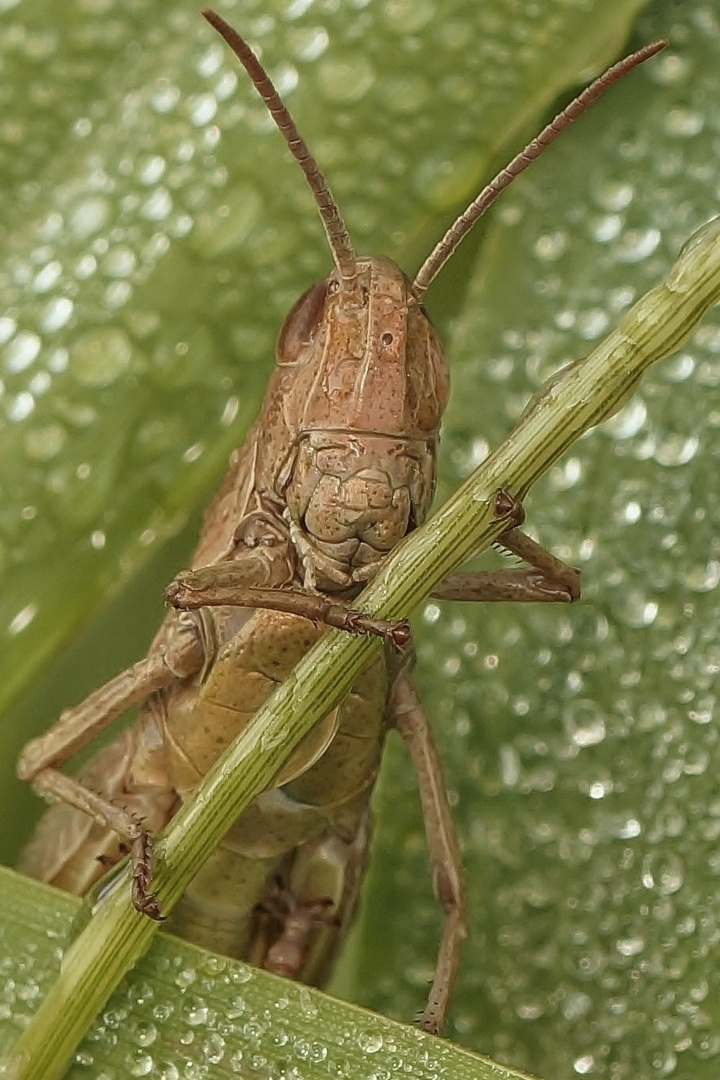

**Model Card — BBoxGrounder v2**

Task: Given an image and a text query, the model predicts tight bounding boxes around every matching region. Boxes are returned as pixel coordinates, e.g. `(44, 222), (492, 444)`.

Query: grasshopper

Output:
(16, 12), (664, 1034)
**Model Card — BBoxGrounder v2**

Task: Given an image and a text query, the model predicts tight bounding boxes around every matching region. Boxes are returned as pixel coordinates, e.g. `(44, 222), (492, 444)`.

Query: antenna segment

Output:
(410, 40), (667, 302)
(203, 9), (358, 282)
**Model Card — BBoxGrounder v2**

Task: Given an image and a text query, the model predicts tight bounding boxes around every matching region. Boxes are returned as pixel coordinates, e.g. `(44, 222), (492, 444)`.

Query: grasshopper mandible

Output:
(16, 12), (665, 1034)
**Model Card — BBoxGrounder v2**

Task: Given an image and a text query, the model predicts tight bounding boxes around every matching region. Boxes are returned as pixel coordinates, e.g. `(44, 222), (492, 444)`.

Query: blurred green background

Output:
(3, 1), (720, 1077)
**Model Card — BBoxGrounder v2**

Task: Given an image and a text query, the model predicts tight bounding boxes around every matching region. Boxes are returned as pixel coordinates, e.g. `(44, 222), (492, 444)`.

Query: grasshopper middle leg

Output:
(390, 668), (467, 1036)
(390, 494), (580, 1033)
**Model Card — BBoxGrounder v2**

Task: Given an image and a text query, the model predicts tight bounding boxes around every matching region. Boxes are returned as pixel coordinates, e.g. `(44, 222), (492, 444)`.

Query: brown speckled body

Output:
(19, 257), (448, 983)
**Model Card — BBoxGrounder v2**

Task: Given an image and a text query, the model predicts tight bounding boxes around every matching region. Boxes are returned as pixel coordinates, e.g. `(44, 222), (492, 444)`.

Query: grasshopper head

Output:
(263, 258), (448, 592)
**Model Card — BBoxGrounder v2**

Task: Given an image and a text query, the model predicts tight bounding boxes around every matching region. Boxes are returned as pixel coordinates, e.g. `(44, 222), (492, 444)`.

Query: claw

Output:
(130, 830), (165, 921)
(493, 488), (525, 529)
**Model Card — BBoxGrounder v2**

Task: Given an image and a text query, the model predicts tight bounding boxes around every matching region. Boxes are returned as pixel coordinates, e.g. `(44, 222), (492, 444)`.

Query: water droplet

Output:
(535, 230), (567, 262)
(193, 183), (262, 257)
(75, 254), (97, 280)
(415, 146), (483, 211)
(602, 398), (646, 439)
(307, 1042), (328, 1064)
(685, 559), (720, 591)
(156, 1065), (179, 1080)
(615, 588), (658, 628)
(202, 1033), (225, 1064)
(103, 1008), (128, 1030)
(138, 155), (167, 185)
(357, 1031), (383, 1053)
(316, 52), (374, 104)
(654, 433), (698, 467)
(616, 934), (645, 958)
(661, 351), (695, 382)
(290, 26), (329, 63)
(185, 998), (210, 1026)
(174, 967), (197, 990)
(650, 51), (691, 87)
(384, 73), (430, 114)
(150, 81), (181, 114)
(499, 744), (520, 787)
(102, 247), (137, 279)
(40, 297), (74, 333)
(24, 423), (66, 461)
(0, 317), (16, 345)
(296, 987), (317, 1018)
(69, 327), (132, 388)
(4, 331), (41, 374)
(664, 107), (704, 138)
(130, 1021), (158, 1048)
(7, 391), (35, 422)
(187, 92), (218, 127)
(591, 178), (634, 212)
(641, 851), (684, 896)
(621, 499), (642, 524)
(382, 0), (435, 32)
(182, 442), (204, 464)
(562, 701), (606, 748)
(69, 196), (111, 239)
(586, 775), (614, 800)
(27, 366), (49, 393)
(141, 188), (172, 221)
(127, 1050), (154, 1077)
(618, 817), (642, 840)
(589, 213), (622, 242)
(613, 226), (661, 263)
(576, 308), (609, 341)
(33, 260), (62, 293)
(229, 965), (253, 985)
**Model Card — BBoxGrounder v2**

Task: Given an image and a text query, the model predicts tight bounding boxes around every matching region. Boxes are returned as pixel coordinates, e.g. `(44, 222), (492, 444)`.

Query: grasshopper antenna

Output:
(411, 40), (668, 302)
(203, 9), (358, 283)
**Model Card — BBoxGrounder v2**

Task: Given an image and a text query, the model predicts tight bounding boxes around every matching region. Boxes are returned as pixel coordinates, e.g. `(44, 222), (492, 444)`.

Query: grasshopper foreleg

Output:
(389, 669), (467, 1036)
(434, 490), (581, 605)
(167, 566), (411, 648)
(433, 525), (581, 605)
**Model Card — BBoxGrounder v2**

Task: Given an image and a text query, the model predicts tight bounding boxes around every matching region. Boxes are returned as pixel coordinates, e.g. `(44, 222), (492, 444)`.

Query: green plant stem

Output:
(5, 217), (720, 1080)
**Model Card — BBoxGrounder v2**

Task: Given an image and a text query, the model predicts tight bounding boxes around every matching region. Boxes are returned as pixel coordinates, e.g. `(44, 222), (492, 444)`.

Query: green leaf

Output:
(0, 866), (530, 1080)
(8, 1), (719, 1078)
